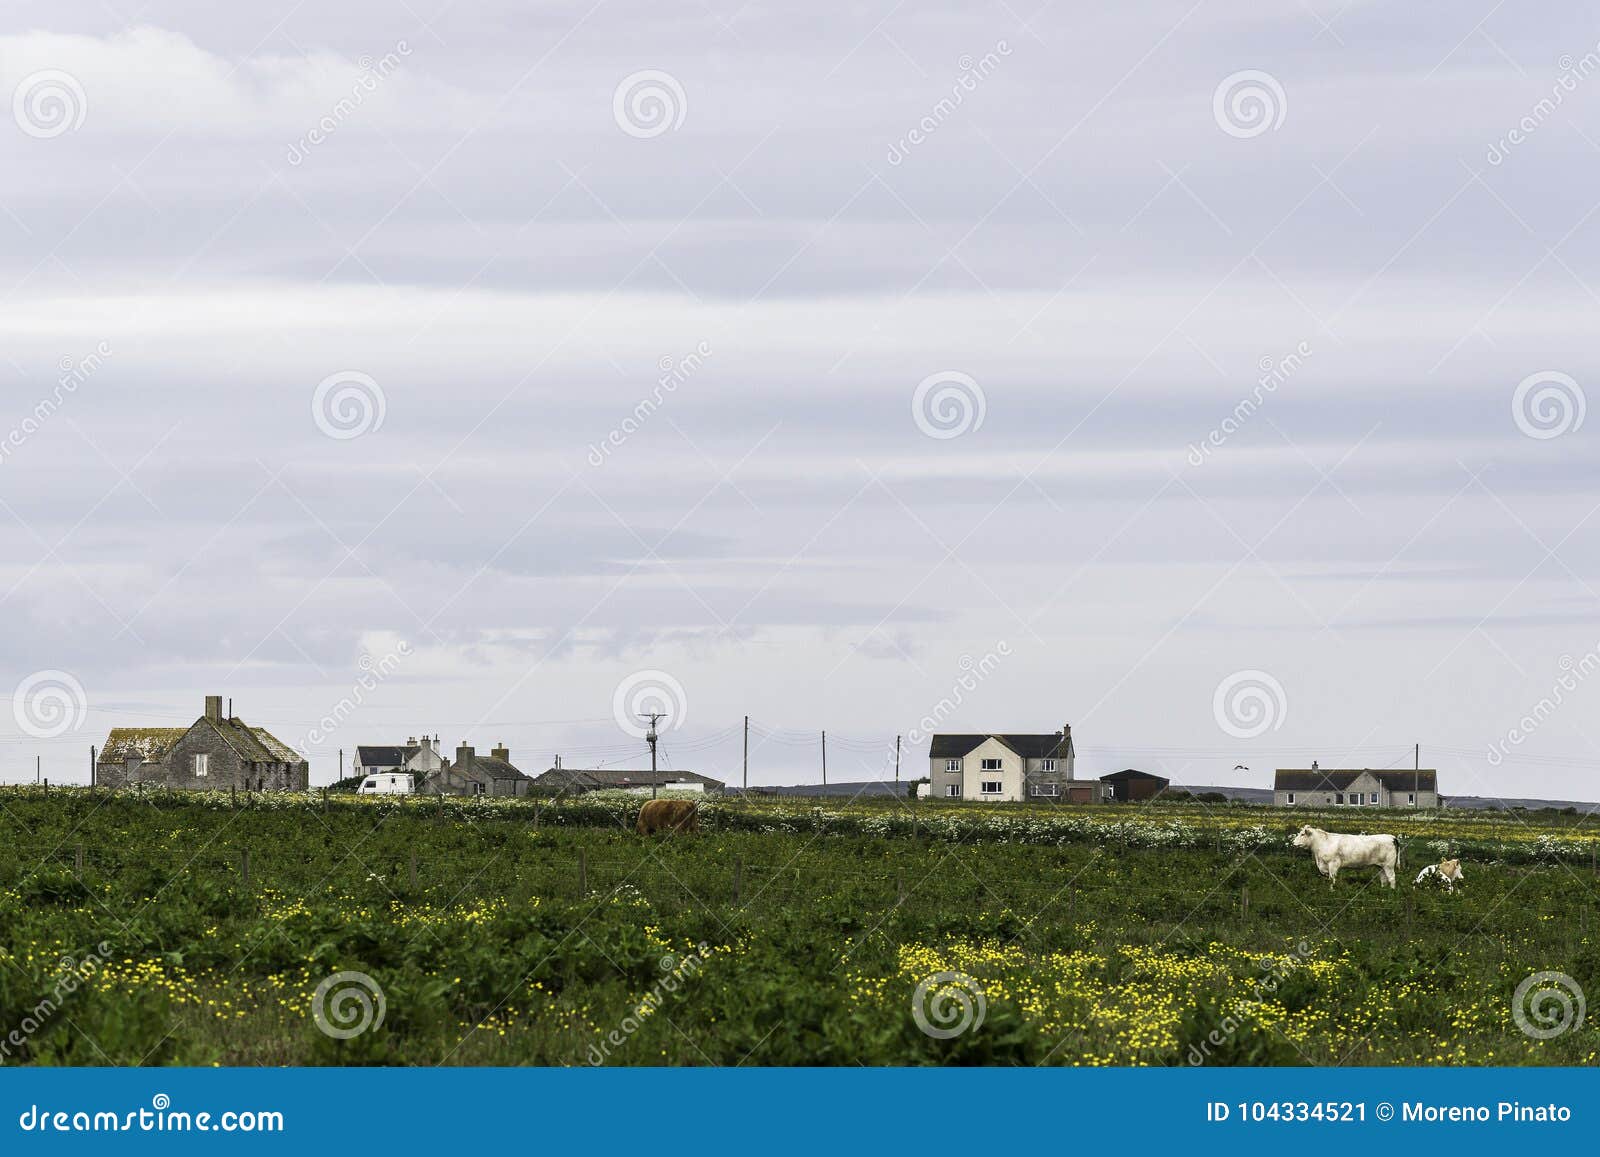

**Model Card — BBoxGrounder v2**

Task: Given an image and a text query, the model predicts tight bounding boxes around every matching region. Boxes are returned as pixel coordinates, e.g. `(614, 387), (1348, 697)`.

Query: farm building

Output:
(415, 743), (534, 797)
(95, 695), (308, 792)
(927, 728), (1093, 802)
(531, 767), (725, 796)
(1274, 765), (1438, 808)
(1100, 768), (1170, 802)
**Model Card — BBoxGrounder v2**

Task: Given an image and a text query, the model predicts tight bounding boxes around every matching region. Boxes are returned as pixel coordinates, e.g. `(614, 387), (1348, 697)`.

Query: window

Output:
(980, 758), (1002, 771)
(946, 784), (960, 798)
(192, 753), (209, 777)
(1370, 792), (1378, 804)
(1335, 793), (1344, 804)
(980, 780), (1003, 795)
(1041, 758), (1057, 772)
(1031, 783), (1059, 797)
(1407, 793), (1415, 805)
(945, 758), (961, 772)
(1286, 792), (1295, 805)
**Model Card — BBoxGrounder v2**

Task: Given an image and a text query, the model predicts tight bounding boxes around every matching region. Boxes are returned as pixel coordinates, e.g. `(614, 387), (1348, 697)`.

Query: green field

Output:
(1, 787), (1596, 1066)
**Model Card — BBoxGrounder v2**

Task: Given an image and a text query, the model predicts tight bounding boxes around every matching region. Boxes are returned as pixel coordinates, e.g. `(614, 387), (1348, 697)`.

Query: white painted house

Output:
(353, 737), (449, 794)
(1274, 765), (1439, 808)
(928, 727), (1104, 803)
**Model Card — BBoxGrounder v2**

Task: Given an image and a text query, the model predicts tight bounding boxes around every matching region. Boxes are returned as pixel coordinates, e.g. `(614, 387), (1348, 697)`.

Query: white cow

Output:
(1414, 858), (1464, 892)
(1292, 825), (1400, 889)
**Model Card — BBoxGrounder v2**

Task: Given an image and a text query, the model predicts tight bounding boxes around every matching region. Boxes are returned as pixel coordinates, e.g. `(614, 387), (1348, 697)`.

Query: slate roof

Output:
(98, 727), (187, 764)
(929, 731), (1073, 760)
(1100, 768), (1169, 784)
(1275, 768), (1437, 792)
(473, 756), (529, 781)
(533, 768), (725, 792)
(356, 745), (410, 767)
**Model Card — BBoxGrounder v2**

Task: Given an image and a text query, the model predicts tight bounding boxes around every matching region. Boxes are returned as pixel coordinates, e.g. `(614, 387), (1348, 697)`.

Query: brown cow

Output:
(636, 798), (699, 836)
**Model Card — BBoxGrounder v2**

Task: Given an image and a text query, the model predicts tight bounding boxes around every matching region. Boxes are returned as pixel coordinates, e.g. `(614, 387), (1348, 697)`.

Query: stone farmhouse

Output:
(413, 742), (533, 797)
(95, 695), (308, 792)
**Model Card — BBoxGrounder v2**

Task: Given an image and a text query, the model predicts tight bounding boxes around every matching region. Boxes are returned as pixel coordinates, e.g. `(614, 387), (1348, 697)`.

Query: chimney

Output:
(491, 742), (509, 763)
(457, 742), (474, 767)
(204, 695), (223, 722)
(407, 736), (416, 746)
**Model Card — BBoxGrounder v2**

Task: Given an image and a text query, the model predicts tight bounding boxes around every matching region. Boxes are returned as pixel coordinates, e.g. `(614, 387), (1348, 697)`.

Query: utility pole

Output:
(36, 756), (40, 784)
(743, 715), (749, 792)
(895, 734), (901, 783)
(1415, 742), (1419, 805)
(640, 712), (667, 799)
(822, 730), (827, 787)
(339, 749), (344, 783)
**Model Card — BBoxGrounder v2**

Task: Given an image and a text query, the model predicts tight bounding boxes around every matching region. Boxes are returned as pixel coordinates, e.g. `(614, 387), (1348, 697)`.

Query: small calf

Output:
(1413, 858), (1464, 892)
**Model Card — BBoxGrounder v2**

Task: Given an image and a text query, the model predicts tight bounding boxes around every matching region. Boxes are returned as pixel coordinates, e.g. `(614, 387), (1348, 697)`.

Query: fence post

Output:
(733, 856), (743, 905)
(74, 844), (84, 878)
(1069, 883), (1076, 924)
(409, 850), (418, 890)
(322, 787), (329, 813)
(578, 848), (588, 897)
(241, 848), (251, 890)
(230, 784), (236, 808)
(1241, 884), (1249, 921)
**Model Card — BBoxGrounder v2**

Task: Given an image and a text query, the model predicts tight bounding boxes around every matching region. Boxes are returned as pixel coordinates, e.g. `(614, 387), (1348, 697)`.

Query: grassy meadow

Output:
(0, 786), (1596, 1066)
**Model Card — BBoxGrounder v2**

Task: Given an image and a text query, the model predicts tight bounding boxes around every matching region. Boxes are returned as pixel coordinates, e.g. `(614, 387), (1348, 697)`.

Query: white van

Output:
(358, 772), (414, 795)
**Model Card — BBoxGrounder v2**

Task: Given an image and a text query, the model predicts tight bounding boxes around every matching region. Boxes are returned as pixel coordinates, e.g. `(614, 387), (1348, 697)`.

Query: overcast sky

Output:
(3, 1), (1599, 798)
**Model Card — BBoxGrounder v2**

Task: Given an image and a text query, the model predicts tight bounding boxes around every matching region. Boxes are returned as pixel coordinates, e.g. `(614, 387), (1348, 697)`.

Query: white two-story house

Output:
(928, 727), (1100, 802)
